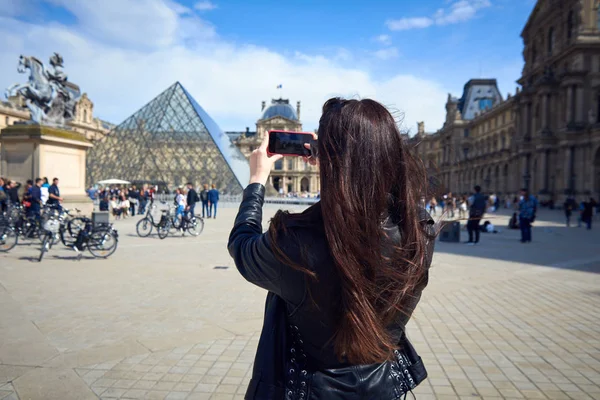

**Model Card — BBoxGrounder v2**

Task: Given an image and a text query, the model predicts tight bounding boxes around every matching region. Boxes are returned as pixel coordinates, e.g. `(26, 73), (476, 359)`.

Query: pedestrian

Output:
(429, 197), (437, 216)
(6, 180), (20, 206)
(466, 185), (487, 245)
(28, 178), (43, 220)
(47, 177), (63, 210)
(208, 184), (220, 218)
(120, 193), (130, 218)
(564, 198), (574, 227)
(518, 188), (537, 243)
(582, 198), (596, 230)
(185, 182), (199, 219)
(41, 177), (50, 205)
(228, 98), (434, 399)
(128, 186), (139, 216)
(200, 184), (210, 218)
(175, 188), (186, 221)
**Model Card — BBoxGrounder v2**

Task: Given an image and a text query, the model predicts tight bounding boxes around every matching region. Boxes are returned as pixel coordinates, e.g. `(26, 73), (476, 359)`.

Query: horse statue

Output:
(5, 53), (81, 126)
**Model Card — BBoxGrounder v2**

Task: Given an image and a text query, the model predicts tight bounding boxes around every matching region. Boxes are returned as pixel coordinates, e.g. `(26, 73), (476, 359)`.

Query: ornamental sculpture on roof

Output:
(5, 52), (81, 126)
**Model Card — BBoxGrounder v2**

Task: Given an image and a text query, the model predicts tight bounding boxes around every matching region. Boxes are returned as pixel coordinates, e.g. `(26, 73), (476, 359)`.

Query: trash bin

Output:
(439, 221), (460, 242)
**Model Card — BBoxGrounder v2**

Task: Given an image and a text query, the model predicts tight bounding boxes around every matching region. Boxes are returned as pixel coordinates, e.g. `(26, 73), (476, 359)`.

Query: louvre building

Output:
(86, 82), (249, 195)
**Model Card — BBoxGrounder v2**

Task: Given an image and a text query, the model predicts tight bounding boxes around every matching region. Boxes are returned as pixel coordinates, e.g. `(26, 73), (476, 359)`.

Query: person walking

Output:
(518, 188), (537, 243)
(208, 184), (219, 219)
(128, 186), (139, 216)
(582, 198), (596, 230)
(228, 98), (435, 399)
(466, 185), (487, 245)
(200, 184), (210, 218)
(185, 182), (198, 219)
(564, 198), (574, 227)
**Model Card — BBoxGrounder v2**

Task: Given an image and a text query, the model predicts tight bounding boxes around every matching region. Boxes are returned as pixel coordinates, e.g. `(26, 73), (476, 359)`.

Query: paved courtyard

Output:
(0, 204), (599, 400)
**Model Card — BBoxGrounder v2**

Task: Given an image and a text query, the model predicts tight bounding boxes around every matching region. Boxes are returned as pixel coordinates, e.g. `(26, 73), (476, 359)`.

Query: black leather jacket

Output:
(229, 184), (435, 399)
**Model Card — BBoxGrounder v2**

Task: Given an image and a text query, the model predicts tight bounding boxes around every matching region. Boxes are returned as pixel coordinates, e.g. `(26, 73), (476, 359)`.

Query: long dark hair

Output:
(270, 98), (430, 364)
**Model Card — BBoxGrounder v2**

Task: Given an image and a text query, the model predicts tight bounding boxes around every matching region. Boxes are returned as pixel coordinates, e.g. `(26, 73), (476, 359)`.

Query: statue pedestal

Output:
(0, 124), (94, 215)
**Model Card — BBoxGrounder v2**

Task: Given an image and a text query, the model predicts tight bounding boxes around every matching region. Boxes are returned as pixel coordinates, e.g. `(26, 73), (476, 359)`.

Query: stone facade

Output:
(414, 0), (600, 203)
(229, 98), (320, 195)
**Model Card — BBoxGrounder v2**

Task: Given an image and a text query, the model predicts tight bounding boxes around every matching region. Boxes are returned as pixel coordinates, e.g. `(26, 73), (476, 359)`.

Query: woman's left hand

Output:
(249, 133), (283, 186)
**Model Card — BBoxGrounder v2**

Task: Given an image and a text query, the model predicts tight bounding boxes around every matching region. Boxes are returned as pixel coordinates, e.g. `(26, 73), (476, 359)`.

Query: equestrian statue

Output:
(5, 52), (81, 127)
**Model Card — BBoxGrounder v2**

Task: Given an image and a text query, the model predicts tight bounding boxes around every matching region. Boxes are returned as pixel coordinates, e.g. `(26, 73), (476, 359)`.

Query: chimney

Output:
(417, 121), (425, 135)
(245, 127), (249, 134)
(261, 101), (266, 111)
(296, 101), (301, 120)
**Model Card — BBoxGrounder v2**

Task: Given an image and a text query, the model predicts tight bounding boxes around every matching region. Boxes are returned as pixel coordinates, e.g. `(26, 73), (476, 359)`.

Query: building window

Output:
(464, 128), (470, 138)
(5, 117), (8, 126)
(274, 159), (283, 170)
(501, 136), (506, 149)
(547, 27), (555, 55)
(567, 11), (574, 40)
(463, 148), (469, 159)
(83, 109), (88, 123)
(287, 158), (293, 170)
(478, 98), (493, 110)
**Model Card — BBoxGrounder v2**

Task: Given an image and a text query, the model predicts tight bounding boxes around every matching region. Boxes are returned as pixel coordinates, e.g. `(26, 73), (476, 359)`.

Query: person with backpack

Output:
(466, 185), (488, 245)
(200, 184), (210, 218)
(186, 182), (199, 219)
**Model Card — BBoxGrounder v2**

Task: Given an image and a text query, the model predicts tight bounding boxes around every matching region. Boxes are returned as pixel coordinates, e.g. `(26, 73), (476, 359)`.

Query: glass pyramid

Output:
(86, 82), (250, 194)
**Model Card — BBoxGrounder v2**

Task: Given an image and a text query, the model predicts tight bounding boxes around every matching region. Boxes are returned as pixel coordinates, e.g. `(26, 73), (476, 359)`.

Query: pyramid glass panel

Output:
(87, 82), (250, 194)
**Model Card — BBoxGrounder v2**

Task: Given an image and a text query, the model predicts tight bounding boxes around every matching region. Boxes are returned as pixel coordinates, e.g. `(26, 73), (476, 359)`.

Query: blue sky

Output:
(0, 0), (535, 133)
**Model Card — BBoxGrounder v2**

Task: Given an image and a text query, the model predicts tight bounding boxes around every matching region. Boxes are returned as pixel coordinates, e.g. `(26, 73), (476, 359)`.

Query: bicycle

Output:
(136, 201), (163, 237)
(0, 213), (18, 252)
(172, 211), (204, 237)
(71, 217), (119, 259)
(38, 211), (61, 262)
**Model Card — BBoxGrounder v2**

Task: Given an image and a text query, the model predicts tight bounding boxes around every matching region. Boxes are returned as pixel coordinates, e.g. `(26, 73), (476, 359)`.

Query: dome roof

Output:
(261, 98), (298, 121)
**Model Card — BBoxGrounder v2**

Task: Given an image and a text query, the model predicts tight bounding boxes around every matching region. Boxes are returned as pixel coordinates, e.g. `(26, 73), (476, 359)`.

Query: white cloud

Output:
(387, 0), (491, 31)
(374, 34), (392, 46)
(373, 47), (399, 60)
(194, 1), (217, 11)
(0, 2), (450, 133)
(386, 17), (433, 31)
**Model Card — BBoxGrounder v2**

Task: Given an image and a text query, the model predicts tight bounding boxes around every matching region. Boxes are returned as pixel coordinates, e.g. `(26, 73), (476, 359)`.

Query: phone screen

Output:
(268, 131), (314, 157)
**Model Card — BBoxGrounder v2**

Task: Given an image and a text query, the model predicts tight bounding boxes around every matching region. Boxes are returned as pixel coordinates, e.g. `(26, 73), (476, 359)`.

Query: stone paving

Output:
(0, 204), (599, 400)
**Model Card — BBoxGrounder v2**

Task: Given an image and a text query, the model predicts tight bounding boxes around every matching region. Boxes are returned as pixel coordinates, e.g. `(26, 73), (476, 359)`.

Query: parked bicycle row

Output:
(0, 203), (119, 262)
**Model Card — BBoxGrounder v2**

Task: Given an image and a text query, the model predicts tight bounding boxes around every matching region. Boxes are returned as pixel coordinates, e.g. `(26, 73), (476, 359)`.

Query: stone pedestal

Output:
(0, 124), (94, 215)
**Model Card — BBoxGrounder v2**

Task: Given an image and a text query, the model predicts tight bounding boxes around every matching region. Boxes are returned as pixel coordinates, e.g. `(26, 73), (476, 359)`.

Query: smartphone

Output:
(267, 130), (317, 157)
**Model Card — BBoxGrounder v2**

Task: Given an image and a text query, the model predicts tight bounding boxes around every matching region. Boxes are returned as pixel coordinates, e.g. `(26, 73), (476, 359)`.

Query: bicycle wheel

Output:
(157, 219), (170, 240)
(187, 218), (204, 237)
(136, 218), (153, 237)
(87, 230), (118, 258)
(38, 234), (50, 262)
(0, 227), (18, 252)
(67, 217), (86, 238)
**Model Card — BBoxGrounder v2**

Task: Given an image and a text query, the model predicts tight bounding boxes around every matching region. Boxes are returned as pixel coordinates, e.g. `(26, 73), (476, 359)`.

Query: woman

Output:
(175, 188), (186, 222)
(229, 98), (435, 399)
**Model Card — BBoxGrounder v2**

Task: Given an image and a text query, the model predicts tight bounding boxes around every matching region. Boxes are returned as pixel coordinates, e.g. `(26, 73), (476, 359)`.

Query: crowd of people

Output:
(0, 176), (63, 218)
(87, 183), (220, 220)
(425, 186), (598, 245)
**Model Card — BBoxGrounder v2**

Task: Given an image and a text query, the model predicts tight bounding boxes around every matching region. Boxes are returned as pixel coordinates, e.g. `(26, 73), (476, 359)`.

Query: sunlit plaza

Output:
(0, 207), (599, 400)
